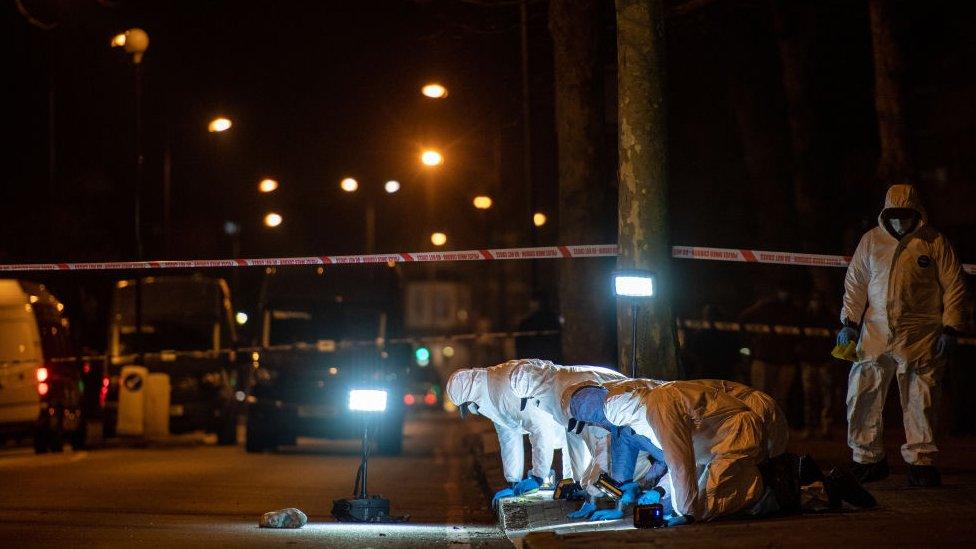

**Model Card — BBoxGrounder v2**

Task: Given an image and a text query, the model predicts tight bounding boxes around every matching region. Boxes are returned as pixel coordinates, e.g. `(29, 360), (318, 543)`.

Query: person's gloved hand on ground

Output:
(512, 475), (544, 496)
(566, 498), (598, 520)
(836, 326), (858, 346)
(589, 504), (625, 521)
(637, 486), (665, 505)
(936, 329), (958, 357)
(667, 514), (694, 527)
(491, 484), (515, 509)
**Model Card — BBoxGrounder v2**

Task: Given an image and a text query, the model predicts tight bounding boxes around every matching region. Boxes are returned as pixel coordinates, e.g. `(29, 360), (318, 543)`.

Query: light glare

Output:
(384, 180), (401, 194)
(473, 196), (493, 210)
(258, 178), (279, 193)
(208, 117), (232, 133)
(264, 212), (283, 228)
(533, 212), (547, 227)
(421, 83), (448, 98)
(421, 150), (444, 167)
(348, 389), (388, 412)
(235, 312), (248, 325)
(430, 232), (447, 246)
(614, 275), (654, 298)
(340, 178), (359, 192)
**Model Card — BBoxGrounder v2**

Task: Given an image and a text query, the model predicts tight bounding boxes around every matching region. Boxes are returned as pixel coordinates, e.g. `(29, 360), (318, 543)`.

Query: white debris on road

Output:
(260, 508), (308, 529)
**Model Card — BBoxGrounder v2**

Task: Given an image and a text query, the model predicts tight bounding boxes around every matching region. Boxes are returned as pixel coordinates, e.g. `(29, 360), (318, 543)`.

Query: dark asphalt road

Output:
(0, 411), (508, 548)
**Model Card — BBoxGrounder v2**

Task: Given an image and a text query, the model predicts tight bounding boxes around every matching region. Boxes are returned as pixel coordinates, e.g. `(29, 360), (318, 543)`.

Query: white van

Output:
(0, 280), (96, 453)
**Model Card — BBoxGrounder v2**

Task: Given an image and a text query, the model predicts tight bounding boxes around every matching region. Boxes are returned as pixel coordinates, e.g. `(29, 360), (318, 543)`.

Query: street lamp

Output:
(421, 83), (448, 99)
(384, 180), (400, 194)
(208, 117), (232, 133)
(111, 28), (149, 64)
(258, 178), (278, 193)
(420, 149), (444, 167)
(612, 269), (656, 378)
(430, 232), (447, 246)
(264, 212), (283, 228)
(473, 196), (493, 210)
(533, 212), (547, 227)
(340, 177), (359, 192)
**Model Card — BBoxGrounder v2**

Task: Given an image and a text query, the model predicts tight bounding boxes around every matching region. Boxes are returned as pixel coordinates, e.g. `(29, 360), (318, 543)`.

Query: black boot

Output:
(907, 465), (941, 487)
(825, 467), (877, 509)
(850, 458), (890, 483)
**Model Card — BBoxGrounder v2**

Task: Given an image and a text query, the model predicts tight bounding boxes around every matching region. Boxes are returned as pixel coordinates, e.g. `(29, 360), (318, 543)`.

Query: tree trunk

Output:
(616, 0), (679, 380)
(869, 0), (913, 186)
(770, 0), (833, 296)
(551, 0), (616, 365)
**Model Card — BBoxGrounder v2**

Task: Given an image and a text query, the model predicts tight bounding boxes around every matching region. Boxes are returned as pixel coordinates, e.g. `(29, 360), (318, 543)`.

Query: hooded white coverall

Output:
(446, 362), (571, 483)
(686, 379), (788, 459)
(507, 360), (629, 493)
(841, 184), (968, 466)
(604, 380), (765, 521)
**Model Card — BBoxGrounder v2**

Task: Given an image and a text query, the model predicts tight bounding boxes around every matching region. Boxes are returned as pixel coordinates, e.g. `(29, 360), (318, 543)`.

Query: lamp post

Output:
(612, 269), (656, 378)
(341, 178), (399, 253)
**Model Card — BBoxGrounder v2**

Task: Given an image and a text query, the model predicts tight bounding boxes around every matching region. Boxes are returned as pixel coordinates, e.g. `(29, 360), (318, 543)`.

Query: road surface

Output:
(0, 411), (508, 547)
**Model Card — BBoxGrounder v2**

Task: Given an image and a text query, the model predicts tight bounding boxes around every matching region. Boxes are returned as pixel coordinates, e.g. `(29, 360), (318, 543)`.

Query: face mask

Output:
(890, 217), (913, 235)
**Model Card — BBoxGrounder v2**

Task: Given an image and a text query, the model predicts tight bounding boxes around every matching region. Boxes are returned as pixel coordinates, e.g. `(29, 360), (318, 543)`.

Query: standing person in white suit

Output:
(839, 184), (968, 486)
(446, 361), (573, 507)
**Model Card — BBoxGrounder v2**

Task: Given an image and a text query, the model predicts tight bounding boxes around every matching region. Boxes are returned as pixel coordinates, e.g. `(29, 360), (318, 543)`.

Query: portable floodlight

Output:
(332, 388), (399, 523)
(613, 269), (657, 378)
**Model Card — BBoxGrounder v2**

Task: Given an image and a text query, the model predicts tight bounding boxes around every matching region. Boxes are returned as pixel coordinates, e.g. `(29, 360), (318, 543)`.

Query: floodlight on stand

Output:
(332, 388), (401, 523)
(612, 269), (657, 378)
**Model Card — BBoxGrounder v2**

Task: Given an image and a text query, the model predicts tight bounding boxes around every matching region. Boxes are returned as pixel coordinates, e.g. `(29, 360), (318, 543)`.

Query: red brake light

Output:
(36, 367), (48, 383)
(38, 382), (49, 396)
(403, 394), (416, 406)
(424, 393), (437, 406)
(83, 362), (91, 375)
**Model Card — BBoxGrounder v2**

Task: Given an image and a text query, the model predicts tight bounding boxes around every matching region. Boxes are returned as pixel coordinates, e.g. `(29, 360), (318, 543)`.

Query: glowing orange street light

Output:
(340, 177), (359, 192)
(258, 178), (279, 193)
(264, 212), (283, 228)
(473, 196), (493, 210)
(208, 117), (232, 133)
(111, 28), (149, 64)
(421, 83), (448, 99)
(421, 150), (444, 167)
(533, 212), (547, 227)
(430, 232), (447, 246)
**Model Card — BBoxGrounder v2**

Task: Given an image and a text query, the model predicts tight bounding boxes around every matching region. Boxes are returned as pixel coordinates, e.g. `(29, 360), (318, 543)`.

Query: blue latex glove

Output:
(492, 487), (514, 509)
(667, 514), (694, 527)
(513, 475), (543, 496)
(936, 333), (957, 356)
(637, 487), (664, 505)
(837, 327), (858, 346)
(567, 500), (598, 519)
(619, 482), (641, 505)
(590, 505), (625, 521)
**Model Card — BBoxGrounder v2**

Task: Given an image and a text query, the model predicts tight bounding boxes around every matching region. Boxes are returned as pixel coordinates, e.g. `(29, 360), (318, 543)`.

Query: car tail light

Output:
(36, 367), (48, 383)
(424, 392), (437, 406)
(83, 362), (91, 375)
(38, 382), (49, 396)
(100, 376), (109, 407)
(403, 394), (416, 406)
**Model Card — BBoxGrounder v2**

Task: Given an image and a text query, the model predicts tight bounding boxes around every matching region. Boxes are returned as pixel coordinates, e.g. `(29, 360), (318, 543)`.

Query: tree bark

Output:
(869, 0), (913, 186)
(616, 0), (679, 380)
(551, 0), (616, 365)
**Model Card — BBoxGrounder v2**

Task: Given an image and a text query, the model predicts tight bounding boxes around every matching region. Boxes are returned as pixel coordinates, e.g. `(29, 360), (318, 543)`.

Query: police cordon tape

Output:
(0, 244), (972, 274)
(679, 319), (976, 346)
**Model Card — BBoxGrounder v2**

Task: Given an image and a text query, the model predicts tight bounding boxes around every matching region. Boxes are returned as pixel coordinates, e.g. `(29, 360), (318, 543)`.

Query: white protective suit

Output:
(446, 362), (572, 483)
(507, 360), (630, 492)
(841, 184), (968, 466)
(604, 380), (765, 521)
(686, 379), (789, 459)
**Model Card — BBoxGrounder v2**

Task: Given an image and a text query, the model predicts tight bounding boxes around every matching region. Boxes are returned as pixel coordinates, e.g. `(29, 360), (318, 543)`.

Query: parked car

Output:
(0, 280), (105, 453)
(104, 275), (239, 444)
(245, 267), (408, 454)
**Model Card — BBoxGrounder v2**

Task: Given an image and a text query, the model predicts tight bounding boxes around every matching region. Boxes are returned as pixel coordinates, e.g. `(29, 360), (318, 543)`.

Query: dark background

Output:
(4, 0), (975, 350)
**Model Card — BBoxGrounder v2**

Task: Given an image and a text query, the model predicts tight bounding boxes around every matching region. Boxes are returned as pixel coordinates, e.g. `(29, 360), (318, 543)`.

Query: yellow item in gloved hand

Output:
(831, 341), (858, 362)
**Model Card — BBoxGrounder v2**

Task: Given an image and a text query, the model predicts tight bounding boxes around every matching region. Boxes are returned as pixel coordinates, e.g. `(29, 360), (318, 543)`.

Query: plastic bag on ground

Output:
(260, 508), (308, 528)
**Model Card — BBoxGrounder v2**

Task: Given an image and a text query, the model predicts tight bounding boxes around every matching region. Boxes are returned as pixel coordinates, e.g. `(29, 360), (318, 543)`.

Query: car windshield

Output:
(268, 306), (380, 346)
(118, 320), (215, 354)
